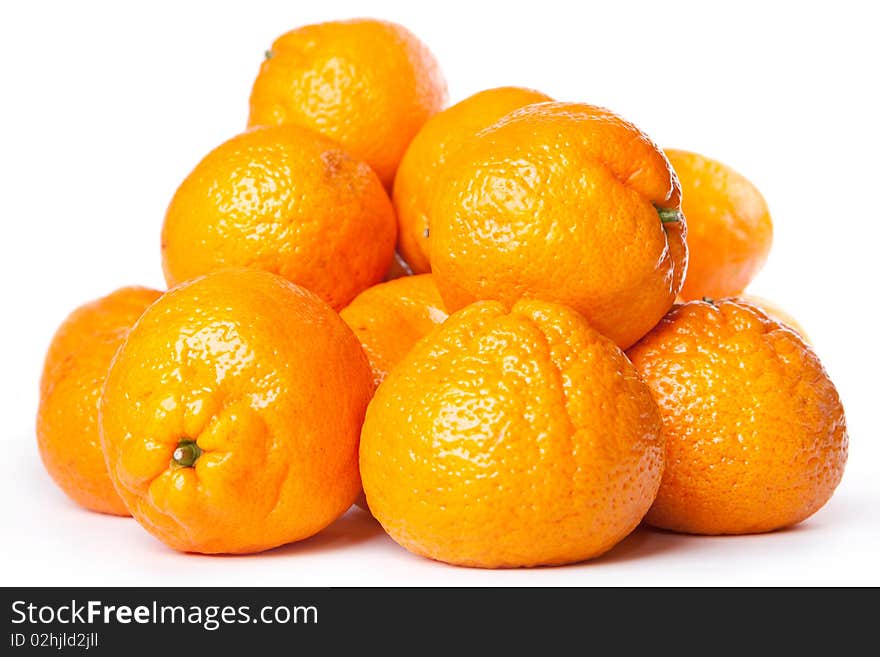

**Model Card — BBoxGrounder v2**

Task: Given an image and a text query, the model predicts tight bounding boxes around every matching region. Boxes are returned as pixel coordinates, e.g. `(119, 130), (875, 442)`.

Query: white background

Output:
(1, 0), (878, 586)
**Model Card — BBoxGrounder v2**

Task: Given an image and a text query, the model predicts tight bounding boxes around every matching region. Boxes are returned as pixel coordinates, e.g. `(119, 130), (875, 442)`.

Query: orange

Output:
(360, 299), (664, 568)
(248, 18), (448, 188)
(340, 274), (448, 387)
(37, 286), (161, 516)
(161, 124), (396, 310)
(100, 268), (373, 554)
(666, 149), (773, 300)
(627, 299), (847, 535)
(429, 102), (688, 349)
(393, 86), (553, 273)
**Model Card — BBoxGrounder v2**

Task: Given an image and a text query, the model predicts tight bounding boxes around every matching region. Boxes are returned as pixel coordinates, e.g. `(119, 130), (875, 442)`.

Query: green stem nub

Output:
(264, 49), (274, 60)
(657, 207), (683, 224)
(172, 439), (202, 468)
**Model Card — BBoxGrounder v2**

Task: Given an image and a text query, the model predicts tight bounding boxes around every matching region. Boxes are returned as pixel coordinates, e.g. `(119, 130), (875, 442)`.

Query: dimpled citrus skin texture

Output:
(248, 18), (448, 188)
(674, 293), (810, 342)
(340, 274), (448, 387)
(429, 102), (688, 349)
(666, 149), (773, 300)
(738, 294), (810, 343)
(393, 86), (553, 273)
(161, 124), (396, 310)
(100, 269), (374, 554)
(37, 286), (162, 516)
(627, 300), (847, 535)
(360, 299), (664, 568)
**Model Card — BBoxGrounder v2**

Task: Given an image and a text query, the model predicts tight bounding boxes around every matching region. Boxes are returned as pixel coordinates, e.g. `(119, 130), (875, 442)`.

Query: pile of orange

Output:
(37, 18), (847, 567)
